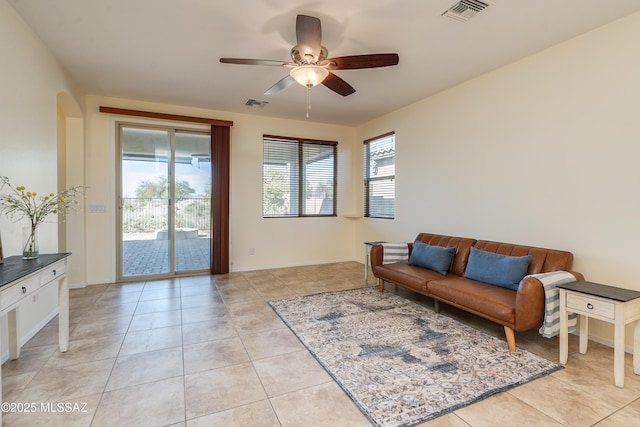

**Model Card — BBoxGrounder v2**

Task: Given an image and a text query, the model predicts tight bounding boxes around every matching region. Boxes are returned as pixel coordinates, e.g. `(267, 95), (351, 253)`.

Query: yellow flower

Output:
(1, 177), (82, 225)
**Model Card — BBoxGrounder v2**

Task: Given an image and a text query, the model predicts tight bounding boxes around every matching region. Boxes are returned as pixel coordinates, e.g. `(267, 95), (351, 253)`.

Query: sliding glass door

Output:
(117, 124), (211, 280)
(174, 131), (211, 273)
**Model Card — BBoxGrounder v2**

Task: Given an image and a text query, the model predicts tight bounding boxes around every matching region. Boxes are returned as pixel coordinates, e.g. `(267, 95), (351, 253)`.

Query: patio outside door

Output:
(117, 124), (211, 280)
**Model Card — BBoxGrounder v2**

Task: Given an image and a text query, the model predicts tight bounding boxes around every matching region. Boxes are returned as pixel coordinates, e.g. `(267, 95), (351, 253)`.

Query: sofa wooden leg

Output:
(433, 300), (440, 313)
(378, 278), (385, 293)
(504, 326), (516, 352)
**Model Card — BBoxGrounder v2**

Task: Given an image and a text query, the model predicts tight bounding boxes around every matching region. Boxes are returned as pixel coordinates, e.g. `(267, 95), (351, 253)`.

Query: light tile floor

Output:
(3, 262), (640, 426)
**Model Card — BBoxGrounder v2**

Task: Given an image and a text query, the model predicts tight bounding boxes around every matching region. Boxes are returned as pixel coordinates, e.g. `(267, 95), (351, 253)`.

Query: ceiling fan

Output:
(220, 14), (399, 101)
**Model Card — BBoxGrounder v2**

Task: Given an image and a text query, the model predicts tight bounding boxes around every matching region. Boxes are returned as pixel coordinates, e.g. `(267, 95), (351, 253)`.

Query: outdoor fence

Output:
(122, 197), (210, 234)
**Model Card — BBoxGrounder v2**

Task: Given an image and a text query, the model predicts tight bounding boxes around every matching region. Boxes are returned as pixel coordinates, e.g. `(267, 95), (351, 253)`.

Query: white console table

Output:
(0, 253), (70, 423)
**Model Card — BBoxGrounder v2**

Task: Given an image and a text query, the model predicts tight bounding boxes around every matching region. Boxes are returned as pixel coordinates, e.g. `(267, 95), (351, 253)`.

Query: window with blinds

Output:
(263, 135), (337, 217)
(364, 132), (395, 219)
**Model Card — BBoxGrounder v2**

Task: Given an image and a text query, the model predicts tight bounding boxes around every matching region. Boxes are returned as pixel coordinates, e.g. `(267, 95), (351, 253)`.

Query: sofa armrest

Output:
(370, 244), (384, 271)
(514, 277), (546, 331)
(514, 271), (583, 331)
(568, 271), (584, 281)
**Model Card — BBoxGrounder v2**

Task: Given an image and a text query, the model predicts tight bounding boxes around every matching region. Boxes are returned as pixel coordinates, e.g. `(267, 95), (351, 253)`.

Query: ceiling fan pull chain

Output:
(306, 85), (311, 118)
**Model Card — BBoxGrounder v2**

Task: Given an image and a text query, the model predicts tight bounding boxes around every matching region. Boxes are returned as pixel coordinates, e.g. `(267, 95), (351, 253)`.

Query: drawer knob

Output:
(22, 286), (27, 294)
(53, 269), (57, 276)
(587, 303), (594, 310)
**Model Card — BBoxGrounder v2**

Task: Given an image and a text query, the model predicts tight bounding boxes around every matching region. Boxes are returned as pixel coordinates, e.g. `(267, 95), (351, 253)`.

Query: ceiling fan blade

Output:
(322, 53), (399, 70)
(322, 72), (356, 97)
(296, 15), (322, 62)
(220, 58), (289, 67)
(265, 75), (296, 95)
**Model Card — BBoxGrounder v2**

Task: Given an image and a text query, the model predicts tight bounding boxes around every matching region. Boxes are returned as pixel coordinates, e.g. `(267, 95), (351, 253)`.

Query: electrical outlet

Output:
(249, 247), (255, 255)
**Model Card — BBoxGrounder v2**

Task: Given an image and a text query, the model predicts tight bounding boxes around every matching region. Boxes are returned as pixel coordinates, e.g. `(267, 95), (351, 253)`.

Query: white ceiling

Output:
(9, 0), (640, 126)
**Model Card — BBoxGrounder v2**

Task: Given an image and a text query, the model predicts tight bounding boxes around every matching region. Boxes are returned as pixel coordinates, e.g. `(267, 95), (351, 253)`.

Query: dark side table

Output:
(558, 280), (640, 387)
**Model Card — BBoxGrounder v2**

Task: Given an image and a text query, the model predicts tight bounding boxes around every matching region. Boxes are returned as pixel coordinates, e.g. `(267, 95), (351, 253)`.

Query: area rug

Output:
(269, 287), (561, 427)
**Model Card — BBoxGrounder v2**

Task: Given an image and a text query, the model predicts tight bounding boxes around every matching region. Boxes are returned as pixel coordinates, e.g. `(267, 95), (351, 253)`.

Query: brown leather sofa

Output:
(370, 232), (583, 352)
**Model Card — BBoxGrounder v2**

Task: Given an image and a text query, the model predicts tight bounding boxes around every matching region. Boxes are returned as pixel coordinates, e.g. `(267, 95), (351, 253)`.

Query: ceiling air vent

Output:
(442, 0), (490, 22)
(245, 99), (269, 108)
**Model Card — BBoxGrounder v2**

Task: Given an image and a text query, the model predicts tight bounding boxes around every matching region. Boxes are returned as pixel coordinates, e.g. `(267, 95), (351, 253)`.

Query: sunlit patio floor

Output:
(122, 237), (210, 276)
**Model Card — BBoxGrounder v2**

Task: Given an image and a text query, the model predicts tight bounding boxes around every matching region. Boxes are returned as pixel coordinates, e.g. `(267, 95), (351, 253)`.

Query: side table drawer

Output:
(0, 276), (39, 311)
(567, 292), (615, 320)
(39, 261), (66, 286)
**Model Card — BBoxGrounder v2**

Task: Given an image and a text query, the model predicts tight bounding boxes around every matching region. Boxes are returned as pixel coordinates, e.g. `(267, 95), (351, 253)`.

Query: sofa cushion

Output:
(414, 233), (476, 276)
(428, 276), (517, 326)
(408, 241), (456, 275)
(463, 247), (531, 290)
(473, 240), (573, 274)
(374, 263), (455, 293)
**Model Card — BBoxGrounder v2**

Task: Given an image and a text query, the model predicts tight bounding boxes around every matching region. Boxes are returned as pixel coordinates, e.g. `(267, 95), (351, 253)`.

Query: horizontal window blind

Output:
(263, 136), (337, 217)
(364, 132), (395, 219)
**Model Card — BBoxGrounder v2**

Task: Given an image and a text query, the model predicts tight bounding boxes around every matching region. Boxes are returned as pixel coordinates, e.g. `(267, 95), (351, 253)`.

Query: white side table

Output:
(558, 280), (640, 388)
(363, 241), (385, 283)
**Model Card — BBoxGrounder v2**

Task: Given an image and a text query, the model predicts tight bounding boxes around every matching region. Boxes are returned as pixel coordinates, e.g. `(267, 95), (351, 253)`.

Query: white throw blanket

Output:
(525, 271), (577, 338)
(381, 243), (409, 264)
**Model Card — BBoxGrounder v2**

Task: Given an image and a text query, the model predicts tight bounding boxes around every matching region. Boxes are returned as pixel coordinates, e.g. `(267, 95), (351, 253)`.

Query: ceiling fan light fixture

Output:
(289, 65), (329, 87)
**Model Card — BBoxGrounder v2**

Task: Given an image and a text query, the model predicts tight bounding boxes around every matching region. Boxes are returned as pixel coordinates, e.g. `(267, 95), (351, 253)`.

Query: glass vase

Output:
(22, 225), (39, 259)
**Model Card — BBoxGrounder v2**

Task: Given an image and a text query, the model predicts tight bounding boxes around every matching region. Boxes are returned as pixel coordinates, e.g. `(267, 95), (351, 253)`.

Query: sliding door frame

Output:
(115, 121), (212, 281)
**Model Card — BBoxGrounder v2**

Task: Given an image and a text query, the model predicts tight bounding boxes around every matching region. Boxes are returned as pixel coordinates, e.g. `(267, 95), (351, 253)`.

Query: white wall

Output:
(0, 0), (81, 355)
(5, 0), (638, 350)
(83, 95), (358, 284)
(228, 112), (358, 272)
(355, 12), (640, 346)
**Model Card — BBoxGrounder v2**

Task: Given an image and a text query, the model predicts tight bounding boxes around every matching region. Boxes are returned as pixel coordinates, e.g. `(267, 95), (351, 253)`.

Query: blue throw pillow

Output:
(408, 241), (456, 275)
(464, 247), (532, 290)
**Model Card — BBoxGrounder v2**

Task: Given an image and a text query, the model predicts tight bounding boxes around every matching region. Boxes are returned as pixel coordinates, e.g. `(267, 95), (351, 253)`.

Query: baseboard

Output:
(231, 258), (362, 273)
(586, 333), (634, 355)
(85, 280), (111, 286)
(566, 328), (634, 354)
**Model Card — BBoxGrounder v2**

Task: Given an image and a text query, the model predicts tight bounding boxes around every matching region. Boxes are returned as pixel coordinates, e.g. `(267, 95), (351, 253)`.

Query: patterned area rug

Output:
(269, 287), (561, 427)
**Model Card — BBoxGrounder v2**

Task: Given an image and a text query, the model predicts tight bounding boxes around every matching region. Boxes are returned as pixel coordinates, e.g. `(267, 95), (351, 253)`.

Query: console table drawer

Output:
(0, 276), (40, 311)
(567, 292), (615, 320)
(39, 261), (66, 286)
